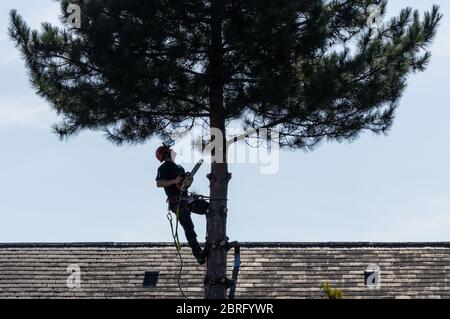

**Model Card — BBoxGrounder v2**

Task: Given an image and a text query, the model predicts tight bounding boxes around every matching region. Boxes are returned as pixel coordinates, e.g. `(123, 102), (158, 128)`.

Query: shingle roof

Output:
(1, 242), (449, 299)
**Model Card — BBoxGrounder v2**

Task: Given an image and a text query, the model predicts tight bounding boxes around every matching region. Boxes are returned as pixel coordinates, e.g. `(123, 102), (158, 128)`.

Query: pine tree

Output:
(9, 0), (441, 299)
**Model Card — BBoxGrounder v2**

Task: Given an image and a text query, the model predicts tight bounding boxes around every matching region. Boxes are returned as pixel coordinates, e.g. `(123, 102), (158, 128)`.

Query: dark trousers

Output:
(169, 198), (209, 258)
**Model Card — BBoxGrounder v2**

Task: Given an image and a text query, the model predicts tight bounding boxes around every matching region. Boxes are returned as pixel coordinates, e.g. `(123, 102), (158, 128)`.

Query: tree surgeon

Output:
(155, 144), (209, 265)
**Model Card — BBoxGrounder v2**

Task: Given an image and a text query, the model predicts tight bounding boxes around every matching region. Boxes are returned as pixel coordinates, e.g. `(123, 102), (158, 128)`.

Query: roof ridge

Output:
(1, 242), (450, 248)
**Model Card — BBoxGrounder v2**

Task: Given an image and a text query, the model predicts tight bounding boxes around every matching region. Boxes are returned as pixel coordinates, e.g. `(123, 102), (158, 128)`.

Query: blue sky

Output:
(0, 0), (449, 243)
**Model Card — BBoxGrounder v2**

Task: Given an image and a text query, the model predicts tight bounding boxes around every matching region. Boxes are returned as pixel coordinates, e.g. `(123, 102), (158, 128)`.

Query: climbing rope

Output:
(167, 196), (190, 299)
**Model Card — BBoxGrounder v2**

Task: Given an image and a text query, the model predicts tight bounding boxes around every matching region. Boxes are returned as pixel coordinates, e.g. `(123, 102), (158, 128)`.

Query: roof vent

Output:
(143, 271), (159, 288)
(364, 264), (381, 289)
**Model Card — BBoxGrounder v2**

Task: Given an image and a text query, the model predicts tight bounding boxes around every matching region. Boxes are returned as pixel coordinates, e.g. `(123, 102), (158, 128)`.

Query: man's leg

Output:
(175, 204), (203, 261)
(186, 199), (209, 264)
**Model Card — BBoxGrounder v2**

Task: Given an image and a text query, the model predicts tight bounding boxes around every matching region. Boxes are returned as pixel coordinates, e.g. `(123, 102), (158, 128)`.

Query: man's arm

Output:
(156, 176), (183, 188)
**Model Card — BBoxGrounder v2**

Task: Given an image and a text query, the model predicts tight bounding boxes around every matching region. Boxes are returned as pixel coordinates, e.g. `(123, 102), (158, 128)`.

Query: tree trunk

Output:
(204, 0), (229, 299)
(205, 149), (230, 299)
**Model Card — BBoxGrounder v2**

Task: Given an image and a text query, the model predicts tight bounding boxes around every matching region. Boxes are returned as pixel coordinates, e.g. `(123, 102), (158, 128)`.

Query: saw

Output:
(177, 159), (204, 191)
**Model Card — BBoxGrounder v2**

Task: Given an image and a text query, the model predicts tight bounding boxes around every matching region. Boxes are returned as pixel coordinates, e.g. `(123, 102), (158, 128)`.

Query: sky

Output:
(0, 0), (449, 243)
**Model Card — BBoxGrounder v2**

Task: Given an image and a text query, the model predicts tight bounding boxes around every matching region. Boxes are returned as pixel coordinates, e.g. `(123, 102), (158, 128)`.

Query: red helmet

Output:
(155, 145), (172, 162)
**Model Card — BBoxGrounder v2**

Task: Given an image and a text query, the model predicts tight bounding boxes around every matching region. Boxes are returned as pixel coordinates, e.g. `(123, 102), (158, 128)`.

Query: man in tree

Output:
(9, 0), (442, 298)
(155, 144), (209, 265)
